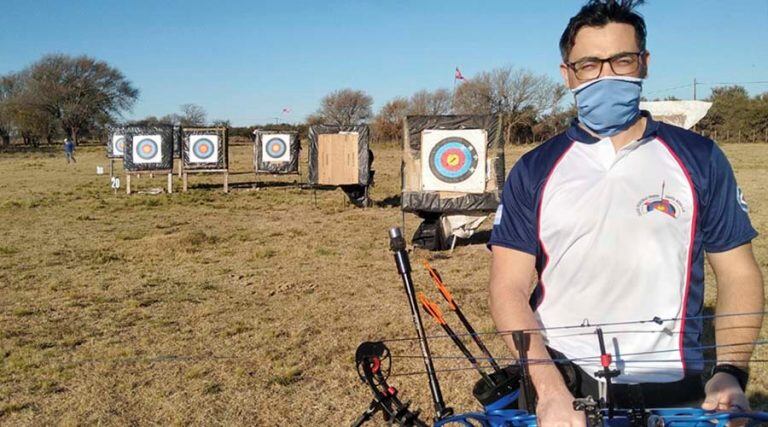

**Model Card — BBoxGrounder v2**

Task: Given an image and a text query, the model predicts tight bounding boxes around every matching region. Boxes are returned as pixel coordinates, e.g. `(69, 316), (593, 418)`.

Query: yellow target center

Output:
(142, 145), (152, 153)
(199, 145), (208, 153)
(446, 154), (460, 167)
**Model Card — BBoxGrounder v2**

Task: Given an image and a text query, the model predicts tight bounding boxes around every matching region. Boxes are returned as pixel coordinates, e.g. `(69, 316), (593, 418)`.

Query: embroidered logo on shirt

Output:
(737, 186), (749, 213)
(493, 204), (503, 225)
(636, 181), (684, 219)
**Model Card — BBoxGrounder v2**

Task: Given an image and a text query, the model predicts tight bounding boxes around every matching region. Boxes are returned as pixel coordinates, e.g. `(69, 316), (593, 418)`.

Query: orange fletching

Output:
(423, 261), (456, 310)
(417, 292), (446, 325)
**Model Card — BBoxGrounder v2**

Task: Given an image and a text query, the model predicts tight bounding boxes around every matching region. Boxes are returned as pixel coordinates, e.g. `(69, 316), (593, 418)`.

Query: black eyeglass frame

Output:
(566, 50), (647, 81)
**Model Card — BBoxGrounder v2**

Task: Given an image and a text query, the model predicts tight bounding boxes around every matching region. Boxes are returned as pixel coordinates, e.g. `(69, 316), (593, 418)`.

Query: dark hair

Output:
(559, 0), (647, 61)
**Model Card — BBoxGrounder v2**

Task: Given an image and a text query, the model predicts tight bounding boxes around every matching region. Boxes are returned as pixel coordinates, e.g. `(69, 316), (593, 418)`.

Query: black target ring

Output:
(427, 137), (479, 183)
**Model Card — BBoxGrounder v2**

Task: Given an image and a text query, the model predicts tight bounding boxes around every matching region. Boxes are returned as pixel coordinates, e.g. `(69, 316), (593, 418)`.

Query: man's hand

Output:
(702, 372), (750, 426)
(536, 388), (587, 427)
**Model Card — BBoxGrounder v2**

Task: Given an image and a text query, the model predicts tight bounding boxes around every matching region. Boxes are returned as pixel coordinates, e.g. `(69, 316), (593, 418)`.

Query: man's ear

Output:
(641, 51), (651, 78)
(559, 63), (572, 89)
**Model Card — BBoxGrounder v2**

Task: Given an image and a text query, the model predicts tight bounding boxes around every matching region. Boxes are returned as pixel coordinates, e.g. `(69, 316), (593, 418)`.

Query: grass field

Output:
(1, 141), (767, 425)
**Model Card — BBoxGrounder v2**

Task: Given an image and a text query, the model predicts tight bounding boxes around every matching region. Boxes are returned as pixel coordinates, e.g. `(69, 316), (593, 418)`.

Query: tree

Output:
(312, 88), (373, 126)
(179, 103), (207, 126)
(699, 86), (768, 142)
(23, 54), (139, 144)
(408, 89), (452, 115)
(453, 66), (567, 144)
(372, 97), (409, 142)
(0, 74), (22, 146)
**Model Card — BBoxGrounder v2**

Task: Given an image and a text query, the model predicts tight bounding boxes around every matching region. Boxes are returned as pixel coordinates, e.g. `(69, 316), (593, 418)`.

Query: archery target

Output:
(188, 135), (219, 163)
(421, 129), (487, 193)
(132, 134), (163, 164)
(262, 134), (291, 162)
(112, 134), (125, 157)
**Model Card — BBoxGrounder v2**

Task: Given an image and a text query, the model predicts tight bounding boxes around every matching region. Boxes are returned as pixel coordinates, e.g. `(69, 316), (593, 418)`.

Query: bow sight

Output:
(351, 227), (768, 426)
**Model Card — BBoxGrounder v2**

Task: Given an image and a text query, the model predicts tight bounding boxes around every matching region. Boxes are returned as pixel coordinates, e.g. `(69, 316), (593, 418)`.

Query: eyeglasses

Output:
(566, 51), (645, 81)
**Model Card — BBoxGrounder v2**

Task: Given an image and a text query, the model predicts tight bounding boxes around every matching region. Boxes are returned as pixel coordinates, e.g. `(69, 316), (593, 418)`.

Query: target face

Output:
(111, 134), (125, 157)
(188, 135), (219, 163)
(262, 134), (291, 162)
(131, 134), (163, 164)
(428, 138), (478, 183)
(421, 129), (487, 193)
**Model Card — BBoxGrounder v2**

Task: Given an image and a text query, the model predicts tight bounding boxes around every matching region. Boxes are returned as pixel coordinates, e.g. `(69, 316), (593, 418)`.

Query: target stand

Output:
(253, 131), (301, 187)
(401, 115), (505, 250)
(106, 127), (128, 178)
(180, 127), (229, 193)
(307, 125), (373, 208)
(125, 170), (173, 195)
(122, 125), (176, 195)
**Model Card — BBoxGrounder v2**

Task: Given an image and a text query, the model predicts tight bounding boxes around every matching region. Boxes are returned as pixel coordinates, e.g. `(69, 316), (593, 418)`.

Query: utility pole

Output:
(693, 78), (697, 100)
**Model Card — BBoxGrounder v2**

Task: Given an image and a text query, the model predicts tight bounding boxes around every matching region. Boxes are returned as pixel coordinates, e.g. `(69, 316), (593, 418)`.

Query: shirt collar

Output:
(565, 110), (660, 144)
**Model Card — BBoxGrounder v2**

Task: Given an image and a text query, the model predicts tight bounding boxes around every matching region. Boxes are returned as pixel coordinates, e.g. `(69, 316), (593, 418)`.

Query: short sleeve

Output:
(701, 144), (758, 252)
(488, 158), (538, 255)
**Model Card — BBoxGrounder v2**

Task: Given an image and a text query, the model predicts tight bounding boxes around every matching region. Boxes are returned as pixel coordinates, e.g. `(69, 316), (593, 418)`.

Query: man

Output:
(488, 1), (763, 425)
(64, 137), (76, 164)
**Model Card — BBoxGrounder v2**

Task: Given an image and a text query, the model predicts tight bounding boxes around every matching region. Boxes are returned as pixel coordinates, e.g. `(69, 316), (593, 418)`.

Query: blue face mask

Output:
(572, 76), (643, 137)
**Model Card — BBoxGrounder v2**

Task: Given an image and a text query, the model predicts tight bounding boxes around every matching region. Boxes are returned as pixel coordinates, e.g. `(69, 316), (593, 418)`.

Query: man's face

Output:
(560, 22), (650, 89)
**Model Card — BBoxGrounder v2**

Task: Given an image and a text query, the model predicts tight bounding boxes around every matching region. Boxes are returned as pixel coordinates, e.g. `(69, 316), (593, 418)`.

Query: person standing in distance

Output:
(488, 1), (763, 425)
(64, 137), (76, 164)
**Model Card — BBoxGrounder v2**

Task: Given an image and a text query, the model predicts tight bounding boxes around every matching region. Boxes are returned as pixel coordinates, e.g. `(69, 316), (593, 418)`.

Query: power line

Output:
(646, 80), (768, 96)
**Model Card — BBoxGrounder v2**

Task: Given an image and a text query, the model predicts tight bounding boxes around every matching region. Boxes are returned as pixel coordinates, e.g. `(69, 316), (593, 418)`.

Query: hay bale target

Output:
(401, 115), (504, 213)
(254, 131), (300, 174)
(308, 125), (371, 187)
(123, 125), (174, 172)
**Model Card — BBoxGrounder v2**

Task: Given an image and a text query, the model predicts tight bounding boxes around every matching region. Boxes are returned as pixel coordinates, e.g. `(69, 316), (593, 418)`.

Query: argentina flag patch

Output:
(493, 204), (503, 225)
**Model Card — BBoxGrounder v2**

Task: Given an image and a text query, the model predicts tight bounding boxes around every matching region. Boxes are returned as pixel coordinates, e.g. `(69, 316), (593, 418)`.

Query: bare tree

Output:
(180, 103), (207, 126)
(313, 88), (373, 126)
(22, 54), (139, 144)
(409, 88), (452, 115)
(372, 97), (409, 142)
(453, 66), (567, 143)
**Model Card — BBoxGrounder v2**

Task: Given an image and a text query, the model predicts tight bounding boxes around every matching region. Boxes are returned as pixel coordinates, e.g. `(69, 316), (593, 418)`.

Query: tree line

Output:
(1, 54), (765, 147)
(306, 66), (572, 145)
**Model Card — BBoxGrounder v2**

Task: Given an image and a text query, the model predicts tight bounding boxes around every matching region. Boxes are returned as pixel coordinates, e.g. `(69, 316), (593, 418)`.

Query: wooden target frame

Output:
(180, 127), (230, 193)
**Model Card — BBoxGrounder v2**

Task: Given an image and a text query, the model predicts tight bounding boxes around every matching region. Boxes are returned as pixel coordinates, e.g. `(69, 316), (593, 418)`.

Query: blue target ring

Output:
(192, 137), (215, 159)
(428, 137), (478, 183)
(265, 137), (287, 158)
(136, 138), (159, 160)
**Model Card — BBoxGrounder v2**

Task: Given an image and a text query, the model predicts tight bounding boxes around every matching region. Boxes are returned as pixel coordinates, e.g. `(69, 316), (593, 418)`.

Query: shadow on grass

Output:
(187, 180), (300, 191)
(451, 229), (492, 248)
(374, 195), (401, 208)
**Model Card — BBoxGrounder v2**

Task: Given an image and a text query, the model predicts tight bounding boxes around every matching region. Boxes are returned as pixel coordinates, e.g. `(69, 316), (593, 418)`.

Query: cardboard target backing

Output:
(254, 131), (299, 174)
(106, 127), (127, 159)
(401, 115), (504, 214)
(123, 125), (175, 171)
(308, 125), (370, 186)
(182, 127), (228, 170)
(420, 129), (487, 193)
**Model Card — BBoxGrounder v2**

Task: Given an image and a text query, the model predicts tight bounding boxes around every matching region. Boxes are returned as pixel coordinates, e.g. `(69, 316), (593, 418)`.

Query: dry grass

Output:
(0, 142), (767, 425)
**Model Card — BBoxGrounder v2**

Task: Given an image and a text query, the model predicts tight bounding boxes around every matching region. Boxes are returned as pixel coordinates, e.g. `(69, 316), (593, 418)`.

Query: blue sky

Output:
(1, 0), (767, 126)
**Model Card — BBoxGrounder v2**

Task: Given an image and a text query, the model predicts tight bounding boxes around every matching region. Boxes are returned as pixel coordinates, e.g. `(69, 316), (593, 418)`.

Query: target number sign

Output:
(112, 134), (125, 157)
(188, 135), (219, 163)
(132, 134), (163, 164)
(262, 134), (291, 162)
(421, 129), (487, 193)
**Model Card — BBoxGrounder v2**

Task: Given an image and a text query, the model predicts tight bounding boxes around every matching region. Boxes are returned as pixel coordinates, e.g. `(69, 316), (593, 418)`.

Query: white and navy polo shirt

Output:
(489, 113), (757, 383)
